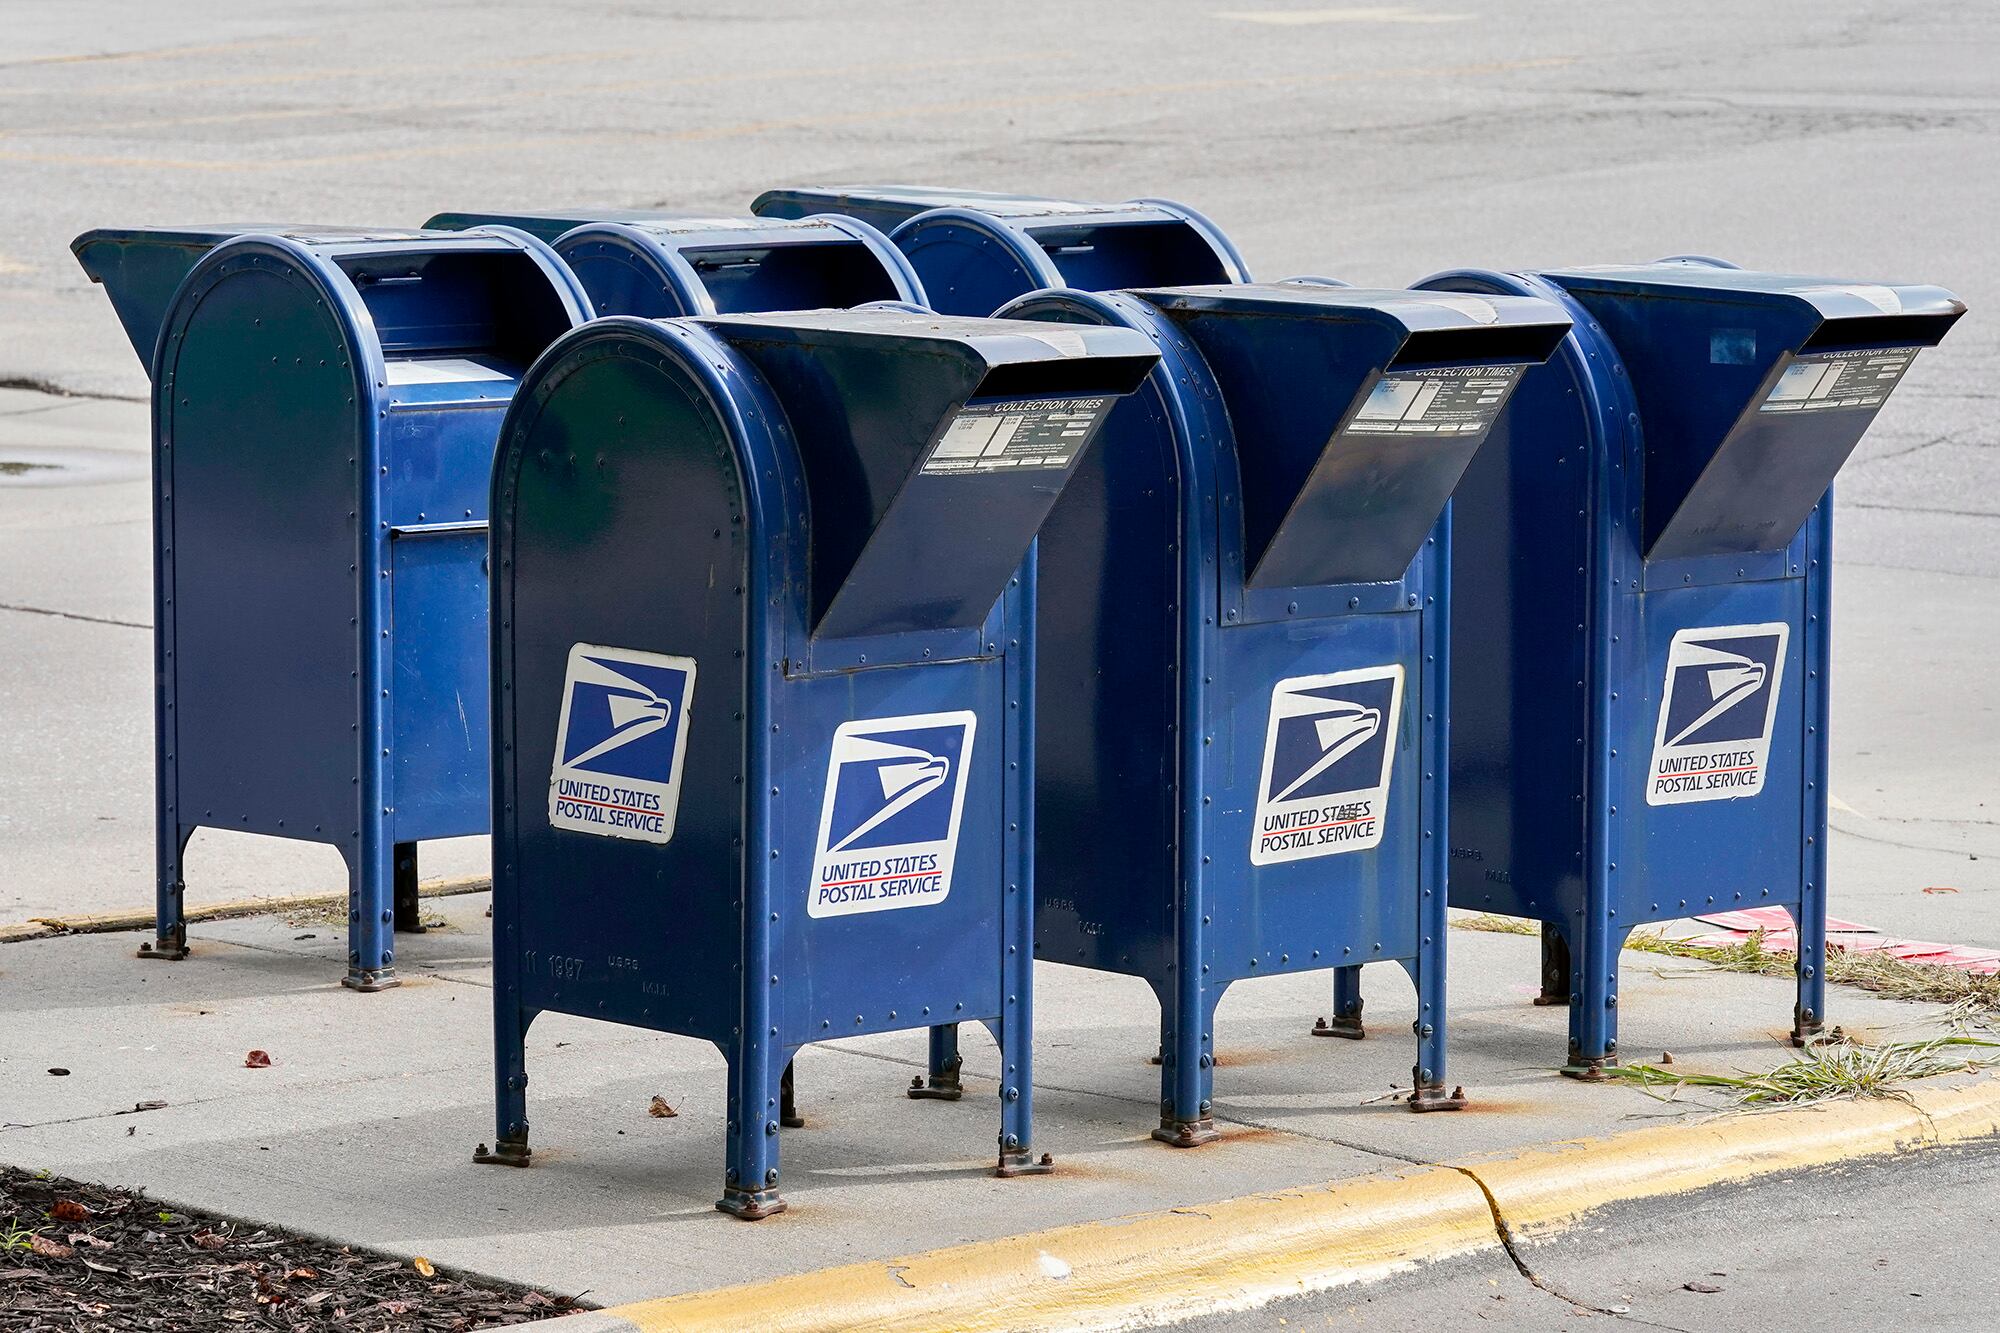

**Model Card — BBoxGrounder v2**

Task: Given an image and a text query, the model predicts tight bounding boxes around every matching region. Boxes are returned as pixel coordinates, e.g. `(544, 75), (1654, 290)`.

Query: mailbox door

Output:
(1209, 614), (1427, 972)
(770, 661), (1007, 1041)
(1614, 581), (1809, 924)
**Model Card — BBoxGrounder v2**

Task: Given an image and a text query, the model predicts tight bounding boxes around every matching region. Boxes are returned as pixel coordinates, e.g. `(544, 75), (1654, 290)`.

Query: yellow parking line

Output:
(1, 36), (319, 70)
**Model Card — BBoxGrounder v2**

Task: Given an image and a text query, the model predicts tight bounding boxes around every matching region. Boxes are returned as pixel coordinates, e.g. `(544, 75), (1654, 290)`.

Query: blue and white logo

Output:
(1648, 624), (1788, 806)
(810, 711), (975, 918)
(1252, 667), (1403, 865)
(548, 644), (697, 843)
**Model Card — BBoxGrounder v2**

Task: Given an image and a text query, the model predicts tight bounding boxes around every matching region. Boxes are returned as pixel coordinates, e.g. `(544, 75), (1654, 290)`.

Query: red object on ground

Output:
(1685, 908), (1999, 974)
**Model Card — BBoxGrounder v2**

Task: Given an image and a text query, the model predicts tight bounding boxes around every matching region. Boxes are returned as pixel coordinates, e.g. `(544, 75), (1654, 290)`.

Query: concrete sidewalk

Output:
(0, 892), (1966, 1309)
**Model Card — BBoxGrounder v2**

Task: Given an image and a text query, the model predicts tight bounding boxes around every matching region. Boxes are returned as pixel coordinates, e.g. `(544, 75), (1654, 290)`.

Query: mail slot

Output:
(894, 283), (1568, 1139)
(1421, 259), (1965, 1072)
(427, 209), (925, 316)
(70, 225), (592, 988)
(753, 185), (1249, 315)
(481, 308), (1156, 1215)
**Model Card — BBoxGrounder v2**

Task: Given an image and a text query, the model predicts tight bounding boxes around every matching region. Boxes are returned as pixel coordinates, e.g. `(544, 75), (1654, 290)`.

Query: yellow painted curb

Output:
(9, 875), (491, 939)
(595, 1164), (1493, 1333)
(572, 1074), (2000, 1333)
(1472, 1074), (2000, 1238)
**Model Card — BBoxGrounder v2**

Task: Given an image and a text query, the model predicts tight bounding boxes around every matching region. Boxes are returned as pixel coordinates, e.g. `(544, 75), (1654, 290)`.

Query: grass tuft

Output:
(1601, 1035), (1999, 1107)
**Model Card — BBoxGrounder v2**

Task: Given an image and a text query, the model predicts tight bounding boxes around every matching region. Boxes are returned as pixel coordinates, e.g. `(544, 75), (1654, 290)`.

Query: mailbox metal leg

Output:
(1535, 925), (1572, 1006)
(473, 1006), (534, 1168)
(993, 1014), (1050, 1177)
(1565, 922), (1628, 1078)
(994, 563), (1050, 1179)
(780, 1060), (804, 1129)
(342, 838), (400, 992)
(718, 1043), (788, 1220)
(140, 824), (194, 961)
(1402, 954), (1465, 1112)
(1152, 990), (1219, 1147)
(393, 841), (425, 934)
(908, 1024), (964, 1101)
(1315, 967), (1367, 1039)
(1793, 502), (1832, 1049)
(1790, 899), (1829, 1047)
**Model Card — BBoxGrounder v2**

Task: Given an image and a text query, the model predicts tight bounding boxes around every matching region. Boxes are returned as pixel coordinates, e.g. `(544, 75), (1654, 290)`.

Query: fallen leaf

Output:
(288, 1267), (318, 1280)
(1685, 1281), (1723, 1294)
(69, 1233), (113, 1249)
(49, 1200), (89, 1222)
(80, 1257), (121, 1274)
(28, 1235), (73, 1260)
(648, 1095), (677, 1118)
(412, 1256), (435, 1278)
(1922, 885), (1960, 895)
(190, 1231), (227, 1250)
(243, 1050), (272, 1069)
(46, 1068), (69, 1077)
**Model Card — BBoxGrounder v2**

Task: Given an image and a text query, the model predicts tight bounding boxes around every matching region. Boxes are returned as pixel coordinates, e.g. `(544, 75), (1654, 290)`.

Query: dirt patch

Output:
(0, 1164), (584, 1330)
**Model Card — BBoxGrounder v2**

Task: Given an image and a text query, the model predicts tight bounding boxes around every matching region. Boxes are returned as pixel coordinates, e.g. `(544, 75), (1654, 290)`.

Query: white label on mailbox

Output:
(548, 644), (697, 843)
(921, 398), (1110, 476)
(1251, 667), (1403, 865)
(809, 711), (976, 918)
(1646, 623), (1789, 806)
(1759, 348), (1917, 414)
(1346, 364), (1522, 437)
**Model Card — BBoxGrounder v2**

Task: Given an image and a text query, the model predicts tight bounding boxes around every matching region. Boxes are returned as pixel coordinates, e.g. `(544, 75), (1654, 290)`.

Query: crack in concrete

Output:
(1448, 1161), (1697, 1332)
(0, 601), (149, 629)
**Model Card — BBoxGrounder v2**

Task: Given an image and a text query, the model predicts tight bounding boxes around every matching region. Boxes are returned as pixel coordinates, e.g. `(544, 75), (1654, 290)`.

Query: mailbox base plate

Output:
(341, 967), (402, 993)
(995, 1150), (1054, 1178)
(1312, 1015), (1365, 1040)
(1560, 1057), (1617, 1081)
(137, 938), (190, 962)
(1407, 1083), (1468, 1113)
(717, 1187), (788, 1221)
(1151, 1117), (1221, 1149)
(472, 1140), (532, 1168)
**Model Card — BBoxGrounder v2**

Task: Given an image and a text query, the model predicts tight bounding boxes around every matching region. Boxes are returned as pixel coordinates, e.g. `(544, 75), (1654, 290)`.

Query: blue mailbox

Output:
(426, 210), (926, 316)
(896, 283), (1569, 1140)
(481, 308), (1157, 1216)
(753, 185), (1249, 315)
(71, 225), (592, 988)
(1422, 261), (1965, 1072)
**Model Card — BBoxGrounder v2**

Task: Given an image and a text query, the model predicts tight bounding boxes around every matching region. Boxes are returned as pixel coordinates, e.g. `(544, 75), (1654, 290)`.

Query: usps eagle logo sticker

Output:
(1647, 623), (1789, 806)
(1251, 667), (1403, 865)
(548, 644), (696, 843)
(810, 712), (975, 919)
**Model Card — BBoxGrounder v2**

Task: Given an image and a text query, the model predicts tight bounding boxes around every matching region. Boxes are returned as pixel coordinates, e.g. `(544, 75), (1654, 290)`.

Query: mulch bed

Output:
(0, 1165), (585, 1331)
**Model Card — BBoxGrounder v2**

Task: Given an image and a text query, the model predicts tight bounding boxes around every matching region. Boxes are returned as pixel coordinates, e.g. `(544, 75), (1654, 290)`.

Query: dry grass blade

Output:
(1454, 913), (1539, 937)
(1451, 916), (2000, 1023)
(1602, 1035), (2000, 1107)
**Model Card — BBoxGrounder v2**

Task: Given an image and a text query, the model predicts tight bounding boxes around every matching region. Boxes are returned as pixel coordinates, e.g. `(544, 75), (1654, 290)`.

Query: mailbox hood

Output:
(756, 185), (1251, 316)
(700, 308), (1160, 638)
(71, 225), (429, 368)
(1543, 264), (1966, 559)
(1131, 283), (1571, 588)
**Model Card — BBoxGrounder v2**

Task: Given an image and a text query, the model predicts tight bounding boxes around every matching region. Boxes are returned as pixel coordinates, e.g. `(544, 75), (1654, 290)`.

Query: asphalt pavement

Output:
(1183, 1139), (2000, 1333)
